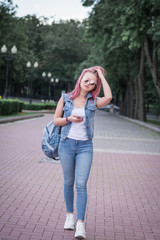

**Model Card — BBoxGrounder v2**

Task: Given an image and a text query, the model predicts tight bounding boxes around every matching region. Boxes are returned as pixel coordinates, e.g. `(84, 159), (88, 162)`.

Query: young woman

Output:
(54, 66), (112, 239)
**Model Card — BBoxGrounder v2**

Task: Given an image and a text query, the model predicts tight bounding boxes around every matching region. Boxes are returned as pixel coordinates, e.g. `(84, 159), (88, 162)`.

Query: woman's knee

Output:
(76, 180), (87, 191)
(64, 180), (74, 189)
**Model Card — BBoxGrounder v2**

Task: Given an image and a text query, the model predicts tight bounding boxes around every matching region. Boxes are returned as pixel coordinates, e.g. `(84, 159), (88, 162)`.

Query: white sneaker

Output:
(64, 213), (74, 230)
(74, 222), (86, 239)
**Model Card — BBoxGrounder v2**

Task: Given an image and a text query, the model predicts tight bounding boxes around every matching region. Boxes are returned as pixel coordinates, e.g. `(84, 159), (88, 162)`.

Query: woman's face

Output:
(80, 71), (98, 92)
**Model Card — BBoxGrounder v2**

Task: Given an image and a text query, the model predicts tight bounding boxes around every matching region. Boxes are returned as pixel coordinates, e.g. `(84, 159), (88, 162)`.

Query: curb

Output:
(0, 113), (44, 124)
(119, 115), (160, 134)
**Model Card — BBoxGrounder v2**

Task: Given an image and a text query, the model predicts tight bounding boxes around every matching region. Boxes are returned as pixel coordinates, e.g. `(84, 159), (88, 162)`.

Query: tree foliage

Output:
(0, 0), (159, 119)
(81, 0), (160, 120)
(0, 0), (92, 100)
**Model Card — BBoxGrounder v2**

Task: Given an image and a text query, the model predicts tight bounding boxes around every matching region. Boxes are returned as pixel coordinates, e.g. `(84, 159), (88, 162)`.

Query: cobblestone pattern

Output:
(0, 112), (160, 240)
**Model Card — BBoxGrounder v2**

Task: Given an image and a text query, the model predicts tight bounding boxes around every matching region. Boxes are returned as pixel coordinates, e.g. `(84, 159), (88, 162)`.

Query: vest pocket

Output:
(87, 105), (97, 111)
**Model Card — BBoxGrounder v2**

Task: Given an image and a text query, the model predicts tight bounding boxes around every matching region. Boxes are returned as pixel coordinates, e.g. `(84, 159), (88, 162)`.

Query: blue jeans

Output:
(58, 138), (93, 221)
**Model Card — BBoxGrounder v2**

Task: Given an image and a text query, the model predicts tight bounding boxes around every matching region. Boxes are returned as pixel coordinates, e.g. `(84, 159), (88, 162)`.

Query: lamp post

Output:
(42, 72), (52, 100)
(53, 78), (59, 101)
(55, 78), (59, 84)
(50, 78), (54, 100)
(1, 45), (17, 98)
(26, 61), (39, 104)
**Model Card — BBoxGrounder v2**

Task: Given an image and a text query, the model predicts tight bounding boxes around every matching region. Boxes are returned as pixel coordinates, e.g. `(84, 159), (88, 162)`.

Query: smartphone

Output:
(73, 115), (84, 120)
(76, 116), (84, 120)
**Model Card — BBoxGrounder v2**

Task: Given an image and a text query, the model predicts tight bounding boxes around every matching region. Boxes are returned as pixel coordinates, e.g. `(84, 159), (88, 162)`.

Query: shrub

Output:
(18, 101), (24, 112)
(0, 99), (24, 115)
(23, 102), (57, 110)
(0, 99), (57, 115)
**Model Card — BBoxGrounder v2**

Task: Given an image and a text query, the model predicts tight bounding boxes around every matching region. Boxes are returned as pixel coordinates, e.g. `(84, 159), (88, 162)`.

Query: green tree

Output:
(0, 0), (30, 96)
(81, 0), (160, 121)
(0, 3), (92, 100)
(0, 0), (17, 94)
(38, 19), (92, 98)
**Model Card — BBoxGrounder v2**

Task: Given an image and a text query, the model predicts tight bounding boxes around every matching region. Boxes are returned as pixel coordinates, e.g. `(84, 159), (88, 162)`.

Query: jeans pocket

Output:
(86, 139), (92, 145)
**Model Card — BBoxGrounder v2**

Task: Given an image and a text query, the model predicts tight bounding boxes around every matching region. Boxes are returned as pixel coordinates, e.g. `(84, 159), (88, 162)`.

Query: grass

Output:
(0, 111), (40, 119)
(147, 119), (160, 127)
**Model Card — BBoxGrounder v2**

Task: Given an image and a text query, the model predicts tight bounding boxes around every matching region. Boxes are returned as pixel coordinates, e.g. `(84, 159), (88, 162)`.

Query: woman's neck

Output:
(79, 89), (88, 99)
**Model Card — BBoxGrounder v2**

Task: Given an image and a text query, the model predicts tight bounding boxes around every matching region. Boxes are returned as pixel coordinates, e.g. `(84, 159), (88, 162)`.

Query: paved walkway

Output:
(0, 110), (160, 240)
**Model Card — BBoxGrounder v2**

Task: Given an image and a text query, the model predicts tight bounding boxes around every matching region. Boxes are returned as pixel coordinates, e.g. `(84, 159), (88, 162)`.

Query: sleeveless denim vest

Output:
(61, 93), (97, 140)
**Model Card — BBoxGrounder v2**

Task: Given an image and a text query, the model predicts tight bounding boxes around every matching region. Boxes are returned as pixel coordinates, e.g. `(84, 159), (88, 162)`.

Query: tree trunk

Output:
(129, 77), (134, 118)
(144, 38), (160, 96)
(120, 61), (135, 117)
(123, 83), (129, 116)
(123, 78), (134, 118)
(137, 46), (146, 121)
(120, 93), (125, 115)
(134, 76), (139, 119)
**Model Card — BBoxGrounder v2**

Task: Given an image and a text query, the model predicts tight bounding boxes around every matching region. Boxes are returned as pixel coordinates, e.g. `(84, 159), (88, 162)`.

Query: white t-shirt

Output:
(67, 108), (88, 141)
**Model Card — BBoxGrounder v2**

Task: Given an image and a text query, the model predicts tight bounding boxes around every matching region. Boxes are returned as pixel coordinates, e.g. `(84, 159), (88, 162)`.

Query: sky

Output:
(13, 0), (92, 22)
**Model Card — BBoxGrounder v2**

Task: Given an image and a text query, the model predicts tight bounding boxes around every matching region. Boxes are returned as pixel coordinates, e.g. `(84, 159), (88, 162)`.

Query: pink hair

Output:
(69, 66), (106, 100)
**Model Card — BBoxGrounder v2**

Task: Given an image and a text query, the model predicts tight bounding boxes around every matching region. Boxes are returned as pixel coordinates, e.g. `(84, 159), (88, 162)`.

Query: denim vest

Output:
(61, 93), (97, 140)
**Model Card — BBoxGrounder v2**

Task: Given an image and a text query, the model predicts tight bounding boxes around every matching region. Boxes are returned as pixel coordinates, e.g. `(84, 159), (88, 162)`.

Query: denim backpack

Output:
(41, 121), (61, 159)
(41, 94), (67, 159)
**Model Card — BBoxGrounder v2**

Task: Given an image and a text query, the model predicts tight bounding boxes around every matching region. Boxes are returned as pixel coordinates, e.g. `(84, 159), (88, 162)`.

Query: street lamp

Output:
(53, 78), (59, 100)
(51, 78), (54, 83)
(42, 72), (52, 100)
(42, 72), (46, 78)
(26, 61), (39, 104)
(48, 72), (52, 78)
(1, 44), (17, 98)
(50, 78), (55, 100)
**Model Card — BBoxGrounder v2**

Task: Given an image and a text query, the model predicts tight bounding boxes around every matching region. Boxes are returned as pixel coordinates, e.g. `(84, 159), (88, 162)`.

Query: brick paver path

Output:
(0, 110), (160, 240)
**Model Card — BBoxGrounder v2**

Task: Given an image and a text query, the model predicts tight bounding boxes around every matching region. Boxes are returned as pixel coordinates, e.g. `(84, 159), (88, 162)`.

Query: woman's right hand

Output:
(68, 115), (84, 123)
(95, 67), (106, 80)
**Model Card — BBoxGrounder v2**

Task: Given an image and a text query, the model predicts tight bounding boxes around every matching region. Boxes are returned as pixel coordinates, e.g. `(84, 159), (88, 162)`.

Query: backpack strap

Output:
(62, 93), (67, 104)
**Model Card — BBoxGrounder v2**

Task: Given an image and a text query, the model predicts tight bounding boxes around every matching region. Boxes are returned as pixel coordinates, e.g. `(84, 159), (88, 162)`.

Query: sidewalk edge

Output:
(0, 113), (44, 124)
(118, 115), (160, 134)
